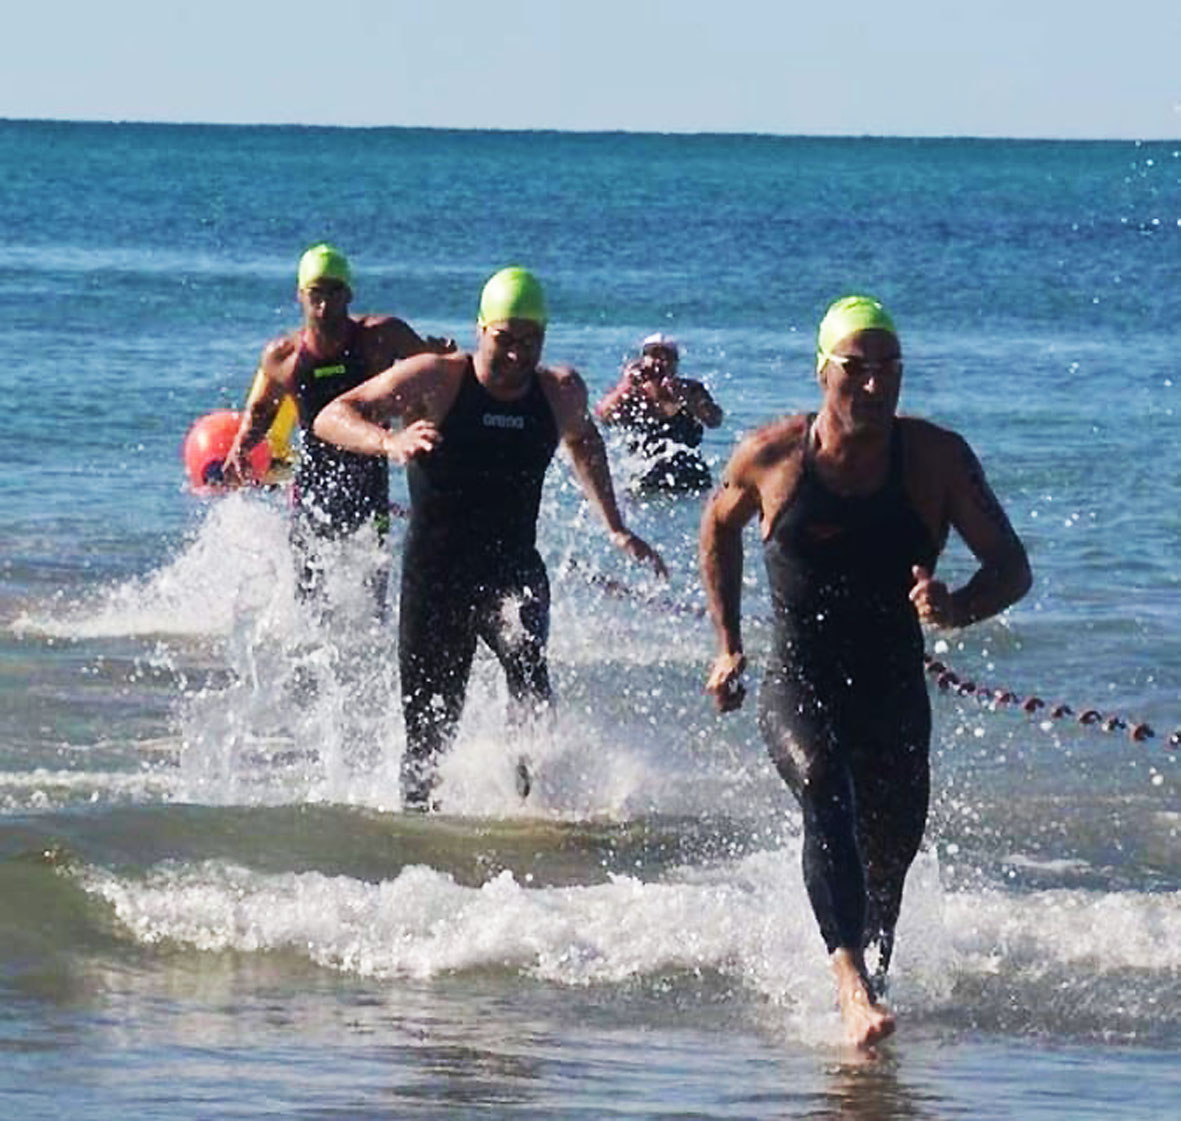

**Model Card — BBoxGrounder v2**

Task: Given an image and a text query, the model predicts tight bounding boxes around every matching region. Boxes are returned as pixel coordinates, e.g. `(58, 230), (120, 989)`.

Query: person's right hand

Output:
(624, 360), (648, 389)
(705, 651), (747, 713)
(383, 419), (441, 464)
(909, 565), (957, 627)
(219, 445), (248, 487)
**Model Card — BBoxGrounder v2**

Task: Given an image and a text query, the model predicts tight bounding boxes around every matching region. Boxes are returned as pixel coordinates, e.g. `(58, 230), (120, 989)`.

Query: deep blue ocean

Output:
(0, 120), (1178, 1120)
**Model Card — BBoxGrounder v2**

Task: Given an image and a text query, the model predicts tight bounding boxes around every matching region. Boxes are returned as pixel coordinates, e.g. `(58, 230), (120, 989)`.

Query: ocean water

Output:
(0, 120), (1178, 1119)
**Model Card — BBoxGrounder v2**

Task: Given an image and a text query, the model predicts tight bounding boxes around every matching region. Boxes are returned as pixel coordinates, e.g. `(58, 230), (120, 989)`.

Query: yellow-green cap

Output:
(478, 266), (547, 327)
(298, 243), (352, 290)
(816, 295), (897, 372)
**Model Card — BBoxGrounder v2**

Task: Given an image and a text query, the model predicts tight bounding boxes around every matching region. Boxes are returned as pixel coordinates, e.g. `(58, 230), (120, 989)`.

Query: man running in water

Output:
(223, 243), (452, 610)
(313, 267), (666, 810)
(699, 296), (1031, 1048)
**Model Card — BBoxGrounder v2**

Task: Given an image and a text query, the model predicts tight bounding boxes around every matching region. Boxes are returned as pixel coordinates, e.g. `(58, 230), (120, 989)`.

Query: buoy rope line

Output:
(380, 506), (1178, 751)
(562, 557), (1180, 751)
(921, 655), (1178, 748)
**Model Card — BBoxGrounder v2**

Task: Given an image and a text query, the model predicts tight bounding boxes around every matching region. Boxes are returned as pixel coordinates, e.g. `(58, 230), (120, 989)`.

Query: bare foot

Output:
(831, 948), (896, 1049)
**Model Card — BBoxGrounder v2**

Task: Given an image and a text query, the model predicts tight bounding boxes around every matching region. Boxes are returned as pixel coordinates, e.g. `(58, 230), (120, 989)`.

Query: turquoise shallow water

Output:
(0, 121), (1178, 1119)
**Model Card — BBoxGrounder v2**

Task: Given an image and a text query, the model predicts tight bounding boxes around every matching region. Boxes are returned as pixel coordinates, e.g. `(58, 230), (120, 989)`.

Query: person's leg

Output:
(476, 555), (552, 798)
(758, 667), (866, 953)
(477, 555), (553, 718)
(290, 507), (326, 607)
(365, 510), (392, 622)
(851, 677), (931, 985)
(398, 565), (477, 810)
(290, 494), (371, 619)
(758, 664), (895, 1048)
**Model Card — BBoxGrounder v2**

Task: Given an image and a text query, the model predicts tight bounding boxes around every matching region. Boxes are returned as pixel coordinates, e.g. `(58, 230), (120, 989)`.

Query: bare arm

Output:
(223, 338), (295, 483)
(679, 379), (724, 428)
(594, 363), (644, 424)
(699, 441), (762, 711)
(365, 315), (456, 363)
(910, 432), (1032, 628)
(543, 367), (667, 576)
(312, 352), (460, 464)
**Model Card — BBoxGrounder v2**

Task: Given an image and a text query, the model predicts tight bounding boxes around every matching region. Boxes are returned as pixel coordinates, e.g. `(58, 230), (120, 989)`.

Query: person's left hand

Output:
(612, 529), (668, 578)
(910, 565), (956, 626)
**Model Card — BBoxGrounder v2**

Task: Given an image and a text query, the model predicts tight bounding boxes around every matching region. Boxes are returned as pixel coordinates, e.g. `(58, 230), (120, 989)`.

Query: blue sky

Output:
(5, 1), (1180, 139)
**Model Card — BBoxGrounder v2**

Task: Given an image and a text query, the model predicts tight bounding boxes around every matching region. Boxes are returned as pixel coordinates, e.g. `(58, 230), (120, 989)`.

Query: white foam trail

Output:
(0, 767), (177, 812)
(57, 485), (750, 817)
(169, 623), (780, 819)
(0, 476), (968, 833)
(13, 494), (292, 640)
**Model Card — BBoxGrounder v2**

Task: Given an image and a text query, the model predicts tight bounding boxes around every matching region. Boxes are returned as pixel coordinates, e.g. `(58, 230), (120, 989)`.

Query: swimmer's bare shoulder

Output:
(898, 414), (962, 458)
(538, 362), (587, 396)
(725, 413), (808, 489)
(258, 331), (301, 391)
(897, 414), (975, 520)
(537, 364), (594, 432)
(352, 312), (392, 327)
(709, 414), (808, 531)
(352, 313), (438, 366)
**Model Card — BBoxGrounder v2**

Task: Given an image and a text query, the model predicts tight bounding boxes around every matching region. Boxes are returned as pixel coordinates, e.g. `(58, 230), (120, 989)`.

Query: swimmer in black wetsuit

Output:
(596, 333), (723, 494)
(223, 243), (453, 612)
(699, 295), (1031, 1049)
(313, 267), (666, 810)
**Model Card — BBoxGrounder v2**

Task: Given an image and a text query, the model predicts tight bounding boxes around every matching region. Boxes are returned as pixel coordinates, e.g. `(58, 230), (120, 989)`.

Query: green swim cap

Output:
(298, 243), (352, 290)
(478, 267), (548, 327)
(816, 295), (897, 372)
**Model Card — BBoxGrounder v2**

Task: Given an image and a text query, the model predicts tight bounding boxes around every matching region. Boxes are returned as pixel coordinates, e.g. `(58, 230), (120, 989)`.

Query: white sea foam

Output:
(0, 766), (176, 812)
(13, 479), (712, 665)
(942, 885), (1181, 972)
(79, 845), (845, 1040)
(80, 845), (1180, 1041)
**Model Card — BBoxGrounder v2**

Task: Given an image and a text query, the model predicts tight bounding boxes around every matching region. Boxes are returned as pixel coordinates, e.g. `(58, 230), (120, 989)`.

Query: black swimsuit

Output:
(398, 360), (560, 807)
(617, 397), (711, 494)
(758, 416), (937, 970)
(287, 324), (392, 610)
(291, 323), (389, 538)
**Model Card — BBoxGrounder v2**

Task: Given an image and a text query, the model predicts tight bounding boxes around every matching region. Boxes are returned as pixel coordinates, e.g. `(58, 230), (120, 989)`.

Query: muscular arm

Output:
(680, 379), (724, 428)
(700, 418), (805, 710)
(699, 441), (763, 709)
(594, 364), (642, 424)
(700, 480), (752, 661)
(544, 366), (667, 575)
(365, 316), (456, 365)
(312, 352), (460, 463)
(223, 337), (296, 481)
(911, 429), (1032, 628)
